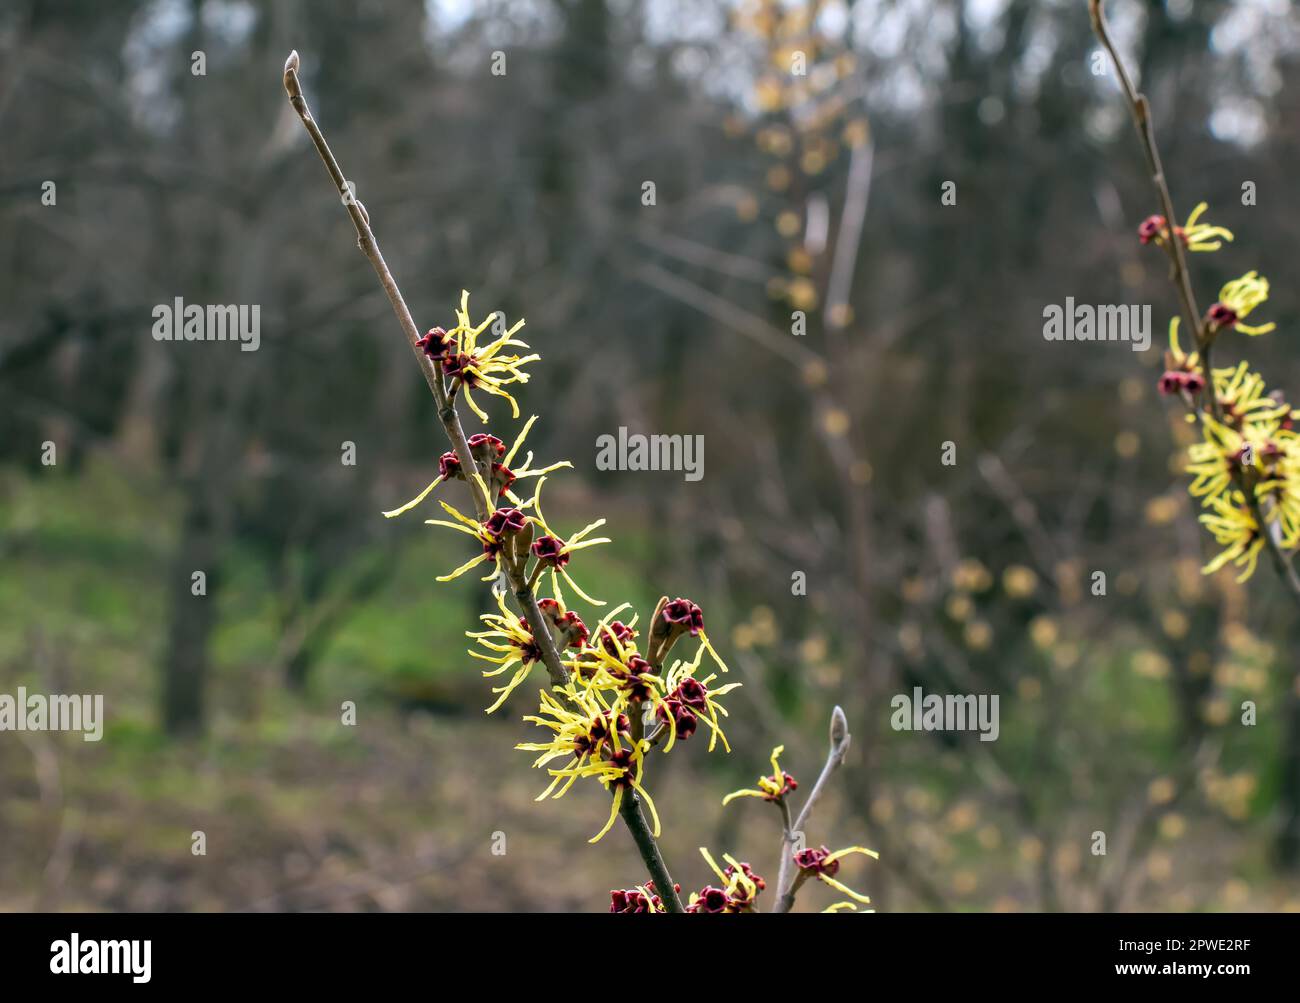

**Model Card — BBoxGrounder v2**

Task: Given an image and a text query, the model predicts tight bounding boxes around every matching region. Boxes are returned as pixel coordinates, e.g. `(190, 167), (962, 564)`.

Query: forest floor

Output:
(3, 461), (1300, 912)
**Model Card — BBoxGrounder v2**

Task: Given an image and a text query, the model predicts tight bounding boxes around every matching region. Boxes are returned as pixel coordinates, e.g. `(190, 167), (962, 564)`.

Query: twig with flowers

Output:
(764, 705), (874, 913)
(1090, 1), (1300, 604)
(281, 52), (876, 913)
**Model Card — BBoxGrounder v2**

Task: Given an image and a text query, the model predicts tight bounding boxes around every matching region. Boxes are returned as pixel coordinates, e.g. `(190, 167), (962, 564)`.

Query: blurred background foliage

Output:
(4, 0), (1300, 911)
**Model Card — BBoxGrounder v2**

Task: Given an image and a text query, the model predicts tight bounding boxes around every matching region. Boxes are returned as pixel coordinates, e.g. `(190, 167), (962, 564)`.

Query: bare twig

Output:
(628, 259), (821, 369)
(773, 705), (852, 913)
(283, 51), (572, 687)
(823, 139), (874, 332)
(1088, 1), (1200, 360)
(281, 51), (683, 911)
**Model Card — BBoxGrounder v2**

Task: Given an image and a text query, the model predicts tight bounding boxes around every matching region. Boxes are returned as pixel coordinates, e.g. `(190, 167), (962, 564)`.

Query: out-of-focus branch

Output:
(628, 259), (822, 370)
(823, 139), (874, 333)
(630, 224), (777, 283)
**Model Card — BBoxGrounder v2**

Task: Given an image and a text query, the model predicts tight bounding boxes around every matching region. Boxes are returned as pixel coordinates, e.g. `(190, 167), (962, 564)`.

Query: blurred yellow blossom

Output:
(1002, 564), (1038, 598)
(1029, 616), (1058, 650)
(951, 559), (993, 592)
(1148, 777), (1176, 805)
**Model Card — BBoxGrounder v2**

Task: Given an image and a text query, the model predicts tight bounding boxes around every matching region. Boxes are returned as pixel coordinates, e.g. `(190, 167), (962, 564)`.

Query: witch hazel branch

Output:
(1090, 1), (1300, 603)
(282, 50), (876, 914)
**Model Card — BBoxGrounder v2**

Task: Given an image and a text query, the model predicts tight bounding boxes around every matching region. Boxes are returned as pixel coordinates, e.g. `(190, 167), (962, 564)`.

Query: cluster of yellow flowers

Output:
(284, 45), (874, 913)
(386, 293), (878, 912)
(516, 607), (738, 842)
(1147, 205), (1298, 582)
(727, 0), (867, 321)
(385, 292), (740, 844)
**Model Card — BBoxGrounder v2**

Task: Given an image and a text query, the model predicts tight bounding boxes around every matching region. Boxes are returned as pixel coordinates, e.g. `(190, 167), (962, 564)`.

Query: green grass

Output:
(0, 458), (667, 721)
(2, 460), (1297, 911)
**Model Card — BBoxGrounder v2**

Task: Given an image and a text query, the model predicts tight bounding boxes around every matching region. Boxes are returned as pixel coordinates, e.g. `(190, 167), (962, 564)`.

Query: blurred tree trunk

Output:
(161, 490), (218, 735)
(284, 646), (314, 693)
(1276, 684), (1300, 869)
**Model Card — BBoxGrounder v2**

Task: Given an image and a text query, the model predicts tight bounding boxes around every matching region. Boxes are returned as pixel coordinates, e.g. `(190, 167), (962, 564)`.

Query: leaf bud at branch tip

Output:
(830, 704), (850, 752)
(283, 50), (302, 99)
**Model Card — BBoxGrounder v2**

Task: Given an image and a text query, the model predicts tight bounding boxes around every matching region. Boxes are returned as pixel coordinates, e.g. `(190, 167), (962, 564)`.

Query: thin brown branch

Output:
(618, 794), (680, 909)
(281, 51), (683, 911)
(282, 50), (568, 682)
(823, 139), (874, 333)
(773, 705), (852, 913)
(1088, 1), (1201, 362)
(628, 259), (822, 370)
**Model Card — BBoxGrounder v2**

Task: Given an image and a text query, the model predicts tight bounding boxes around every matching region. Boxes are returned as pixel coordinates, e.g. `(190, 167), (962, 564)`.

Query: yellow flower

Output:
(1158, 317), (1209, 398)
(381, 415), (570, 519)
(1199, 493), (1265, 582)
(651, 642), (742, 753)
(466, 590), (547, 714)
(423, 495), (516, 582)
(569, 641), (675, 734)
(441, 290), (539, 421)
(1179, 202), (1234, 251)
(1186, 417), (1275, 503)
(792, 844), (879, 908)
(496, 416), (575, 506)
(1166, 316), (1196, 365)
(587, 603), (641, 660)
(557, 743), (658, 843)
(722, 745), (798, 804)
(1255, 439), (1300, 549)
(382, 451), (462, 519)
(517, 684), (611, 782)
(1213, 362), (1290, 432)
(1002, 564), (1038, 598)
(516, 684), (659, 843)
(1139, 203), (1233, 252)
(523, 476), (611, 606)
(685, 848), (766, 913)
(1207, 272), (1275, 336)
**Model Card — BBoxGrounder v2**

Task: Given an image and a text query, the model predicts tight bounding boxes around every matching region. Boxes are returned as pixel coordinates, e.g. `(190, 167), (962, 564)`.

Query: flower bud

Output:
(685, 886), (729, 914)
(530, 534), (569, 568)
(1158, 371), (1184, 396)
(537, 599), (589, 649)
(646, 596), (705, 664)
(484, 507), (528, 537)
(1206, 302), (1238, 331)
(793, 845), (839, 877)
(416, 326), (450, 358)
(437, 450), (462, 480)
(1137, 214), (1166, 244)
(600, 620), (638, 655)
